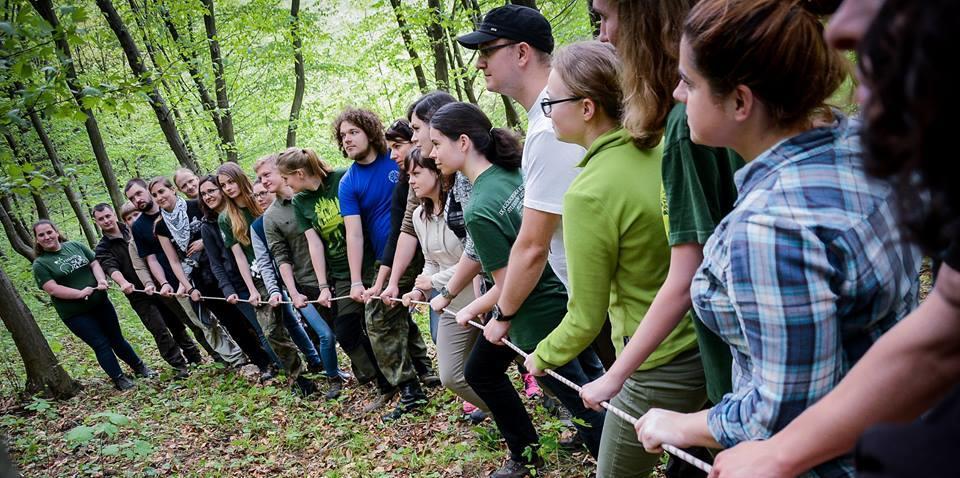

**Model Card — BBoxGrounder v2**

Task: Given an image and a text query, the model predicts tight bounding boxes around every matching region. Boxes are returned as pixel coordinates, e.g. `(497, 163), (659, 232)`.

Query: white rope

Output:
(117, 286), (712, 472)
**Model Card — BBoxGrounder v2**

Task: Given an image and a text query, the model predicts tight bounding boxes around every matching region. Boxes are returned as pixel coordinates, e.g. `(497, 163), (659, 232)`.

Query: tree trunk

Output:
(200, 0), (237, 162)
(0, 198), (35, 261)
(388, 0), (428, 93)
(448, 28), (477, 104)
(502, 95), (520, 130)
(2, 129), (50, 221)
(0, 264), (81, 398)
(285, 0), (305, 147)
(28, 0), (124, 211)
(159, 6), (225, 151)
(28, 109), (98, 248)
(587, 0), (601, 38)
(95, 0), (199, 172)
(426, 0), (450, 91)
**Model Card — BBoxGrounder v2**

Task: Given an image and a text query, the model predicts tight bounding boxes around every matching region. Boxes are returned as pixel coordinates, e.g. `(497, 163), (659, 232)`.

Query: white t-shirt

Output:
(521, 87), (585, 290)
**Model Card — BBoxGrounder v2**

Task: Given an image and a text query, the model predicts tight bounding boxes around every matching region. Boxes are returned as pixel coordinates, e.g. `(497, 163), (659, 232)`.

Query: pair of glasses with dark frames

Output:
(540, 96), (583, 117)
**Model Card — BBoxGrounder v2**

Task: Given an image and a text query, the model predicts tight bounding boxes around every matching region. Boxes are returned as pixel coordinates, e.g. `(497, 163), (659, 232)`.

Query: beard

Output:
(347, 144), (372, 162)
(136, 196), (154, 212)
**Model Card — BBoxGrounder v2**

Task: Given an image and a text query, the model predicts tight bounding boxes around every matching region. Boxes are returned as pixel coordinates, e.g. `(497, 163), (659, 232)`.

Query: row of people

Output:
(31, 0), (955, 477)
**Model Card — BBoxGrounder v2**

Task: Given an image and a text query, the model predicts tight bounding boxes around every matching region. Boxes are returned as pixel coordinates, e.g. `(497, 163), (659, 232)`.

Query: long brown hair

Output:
(409, 148), (452, 221)
(32, 219), (67, 256)
(617, 0), (697, 148)
(684, 0), (849, 131)
(553, 41), (623, 123)
(215, 162), (262, 247)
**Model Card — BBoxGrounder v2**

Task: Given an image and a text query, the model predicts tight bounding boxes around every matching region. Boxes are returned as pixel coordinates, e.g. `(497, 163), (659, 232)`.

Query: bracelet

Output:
(159, 282), (169, 288)
(351, 282), (364, 288)
(318, 284), (331, 290)
(413, 288), (427, 299)
(187, 287), (197, 294)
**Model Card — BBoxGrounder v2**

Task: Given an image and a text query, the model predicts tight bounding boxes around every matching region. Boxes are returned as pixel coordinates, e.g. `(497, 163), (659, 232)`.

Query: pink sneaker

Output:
(463, 401), (478, 414)
(522, 373), (542, 398)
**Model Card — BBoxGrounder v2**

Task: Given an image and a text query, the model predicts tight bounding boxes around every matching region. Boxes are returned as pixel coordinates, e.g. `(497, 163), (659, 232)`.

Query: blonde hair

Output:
(553, 41), (623, 123)
(119, 202), (137, 221)
(215, 162), (262, 247)
(253, 153), (279, 175)
(276, 147), (333, 181)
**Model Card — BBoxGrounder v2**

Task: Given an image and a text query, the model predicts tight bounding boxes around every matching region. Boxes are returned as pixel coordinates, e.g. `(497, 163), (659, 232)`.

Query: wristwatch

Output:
(439, 286), (457, 300)
(493, 303), (515, 322)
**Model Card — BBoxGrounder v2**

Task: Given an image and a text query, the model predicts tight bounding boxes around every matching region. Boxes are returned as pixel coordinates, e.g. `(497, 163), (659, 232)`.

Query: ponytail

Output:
(429, 102), (522, 171)
(276, 147), (334, 180)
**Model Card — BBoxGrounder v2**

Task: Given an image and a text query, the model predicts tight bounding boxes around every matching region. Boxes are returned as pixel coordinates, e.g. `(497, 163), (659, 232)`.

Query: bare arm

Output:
(497, 208), (559, 315)
(230, 244), (260, 304)
(386, 233), (419, 289)
(41, 279), (93, 300)
(158, 236), (191, 289)
(711, 263), (960, 477)
(303, 229), (332, 307)
(146, 254), (169, 287)
(344, 215), (366, 301)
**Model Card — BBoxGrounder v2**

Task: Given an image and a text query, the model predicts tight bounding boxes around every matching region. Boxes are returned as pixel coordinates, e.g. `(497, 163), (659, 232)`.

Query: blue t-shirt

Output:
(338, 152), (399, 261)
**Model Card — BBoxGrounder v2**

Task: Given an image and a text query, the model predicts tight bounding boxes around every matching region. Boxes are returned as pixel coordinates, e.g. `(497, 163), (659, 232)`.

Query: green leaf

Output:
(80, 86), (102, 97)
(93, 422), (119, 438)
(0, 22), (14, 36)
(101, 444), (120, 456)
(132, 440), (153, 458)
(64, 425), (95, 445)
(92, 412), (130, 426)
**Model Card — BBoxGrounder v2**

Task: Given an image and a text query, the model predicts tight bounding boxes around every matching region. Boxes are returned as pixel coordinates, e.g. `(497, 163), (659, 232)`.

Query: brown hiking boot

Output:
(362, 388), (397, 413)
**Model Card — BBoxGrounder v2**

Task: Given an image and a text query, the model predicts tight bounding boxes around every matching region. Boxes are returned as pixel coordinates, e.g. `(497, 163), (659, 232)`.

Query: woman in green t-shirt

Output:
(428, 102), (605, 475)
(523, 40), (707, 477)
(31, 219), (149, 391)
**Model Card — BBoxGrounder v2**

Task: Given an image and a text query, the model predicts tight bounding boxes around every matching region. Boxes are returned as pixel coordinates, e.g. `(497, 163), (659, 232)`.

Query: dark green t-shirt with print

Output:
(219, 208), (257, 264)
(662, 102), (743, 403)
(465, 164), (568, 352)
(293, 169), (351, 281)
(32, 241), (107, 319)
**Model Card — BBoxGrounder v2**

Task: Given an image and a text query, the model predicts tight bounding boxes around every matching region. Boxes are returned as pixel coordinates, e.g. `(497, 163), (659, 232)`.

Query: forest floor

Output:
(0, 286), (623, 477)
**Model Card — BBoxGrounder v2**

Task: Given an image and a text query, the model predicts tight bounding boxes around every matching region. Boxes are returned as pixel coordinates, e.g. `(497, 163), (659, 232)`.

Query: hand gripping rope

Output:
(118, 286), (712, 473)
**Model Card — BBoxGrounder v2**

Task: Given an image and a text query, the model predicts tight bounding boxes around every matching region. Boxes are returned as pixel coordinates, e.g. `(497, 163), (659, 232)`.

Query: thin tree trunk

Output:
(2, 129), (50, 220)
(28, 109), (98, 248)
(200, 0), (237, 162)
(0, 199), (35, 261)
(158, 5), (224, 147)
(426, 0), (450, 91)
(388, 0), (428, 93)
(285, 0), (305, 147)
(587, 0), (601, 37)
(449, 29), (477, 104)
(28, 0), (124, 211)
(95, 0), (199, 171)
(0, 264), (81, 398)
(502, 95), (520, 130)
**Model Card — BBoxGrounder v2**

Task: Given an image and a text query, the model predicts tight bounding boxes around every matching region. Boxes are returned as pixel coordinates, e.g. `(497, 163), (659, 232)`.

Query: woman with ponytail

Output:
(215, 163), (310, 389)
(429, 102), (604, 476)
(632, 2), (920, 476)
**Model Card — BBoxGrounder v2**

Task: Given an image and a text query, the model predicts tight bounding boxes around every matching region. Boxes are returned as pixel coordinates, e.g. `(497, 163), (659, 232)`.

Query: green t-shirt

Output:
(32, 241), (107, 319)
(219, 208), (257, 264)
(293, 169), (351, 280)
(662, 103), (743, 403)
(466, 164), (568, 351)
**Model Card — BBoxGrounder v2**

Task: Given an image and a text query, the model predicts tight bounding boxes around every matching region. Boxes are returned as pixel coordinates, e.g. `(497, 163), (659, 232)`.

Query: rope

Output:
(114, 286), (712, 472)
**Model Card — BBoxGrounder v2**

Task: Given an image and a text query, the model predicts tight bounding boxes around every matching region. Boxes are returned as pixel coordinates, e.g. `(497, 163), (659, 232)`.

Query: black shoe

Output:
(325, 376), (343, 400)
(134, 363), (158, 379)
(173, 367), (190, 380)
(559, 432), (585, 452)
(381, 381), (426, 421)
(419, 371), (441, 388)
(113, 374), (136, 391)
(307, 362), (326, 375)
(259, 365), (278, 383)
(467, 409), (488, 425)
(489, 456), (543, 478)
(293, 376), (317, 397)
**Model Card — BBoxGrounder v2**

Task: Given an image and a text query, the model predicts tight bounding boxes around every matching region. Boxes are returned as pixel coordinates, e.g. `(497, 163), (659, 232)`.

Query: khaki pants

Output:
(435, 313), (486, 411)
(597, 348), (708, 478)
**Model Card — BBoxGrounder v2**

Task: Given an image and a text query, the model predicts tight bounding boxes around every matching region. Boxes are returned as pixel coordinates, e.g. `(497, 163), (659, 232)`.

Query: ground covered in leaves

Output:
(0, 287), (610, 477)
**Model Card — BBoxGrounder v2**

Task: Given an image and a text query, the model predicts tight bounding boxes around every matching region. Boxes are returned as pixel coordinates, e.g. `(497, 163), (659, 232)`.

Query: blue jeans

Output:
(63, 300), (143, 380)
(279, 301), (323, 369)
(296, 302), (339, 378)
(236, 295), (283, 370)
(428, 290), (441, 344)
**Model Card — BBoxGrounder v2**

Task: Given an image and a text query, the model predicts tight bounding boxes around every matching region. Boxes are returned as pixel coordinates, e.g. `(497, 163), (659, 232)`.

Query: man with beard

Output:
(124, 178), (244, 366)
(336, 108), (427, 420)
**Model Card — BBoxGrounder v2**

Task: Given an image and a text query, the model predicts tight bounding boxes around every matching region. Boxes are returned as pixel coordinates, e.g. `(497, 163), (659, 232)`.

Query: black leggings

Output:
(193, 277), (271, 369)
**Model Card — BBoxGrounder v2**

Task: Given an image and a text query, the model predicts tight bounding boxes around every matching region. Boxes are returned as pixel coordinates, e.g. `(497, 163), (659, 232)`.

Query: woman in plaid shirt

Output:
(632, 1), (921, 476)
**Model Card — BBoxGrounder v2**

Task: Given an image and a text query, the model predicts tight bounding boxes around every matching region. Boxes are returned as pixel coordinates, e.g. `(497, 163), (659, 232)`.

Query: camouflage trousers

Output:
(363, 261), (427, 388)
(237, 279), (304, 378)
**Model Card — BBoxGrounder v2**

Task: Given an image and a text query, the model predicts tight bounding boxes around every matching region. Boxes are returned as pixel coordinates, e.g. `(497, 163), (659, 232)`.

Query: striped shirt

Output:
(692, 114), (920, 477)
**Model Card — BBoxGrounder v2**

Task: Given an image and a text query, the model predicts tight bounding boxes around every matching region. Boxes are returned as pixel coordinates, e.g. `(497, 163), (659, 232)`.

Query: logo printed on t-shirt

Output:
(388, 170), (400, 184)
(56, 254), (89, 274)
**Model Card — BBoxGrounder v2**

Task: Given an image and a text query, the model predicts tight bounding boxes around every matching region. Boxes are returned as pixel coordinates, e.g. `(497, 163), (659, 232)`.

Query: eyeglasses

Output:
(199, 189), (219, 198)
(478, 42), (519, 59)
(253, 192), (270, 200)
(540, 96), (583, 117)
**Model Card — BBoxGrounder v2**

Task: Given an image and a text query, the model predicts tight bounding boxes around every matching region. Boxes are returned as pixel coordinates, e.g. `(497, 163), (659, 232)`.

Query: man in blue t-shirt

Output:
(336, 108), (426, 420)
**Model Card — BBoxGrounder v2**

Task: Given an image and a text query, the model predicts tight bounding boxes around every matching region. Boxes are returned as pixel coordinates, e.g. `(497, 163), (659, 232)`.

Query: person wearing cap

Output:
(448, 2), (608, 470)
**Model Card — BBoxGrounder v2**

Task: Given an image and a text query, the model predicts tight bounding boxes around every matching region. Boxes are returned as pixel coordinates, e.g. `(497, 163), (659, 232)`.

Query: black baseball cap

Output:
(456, 5), (554, 54)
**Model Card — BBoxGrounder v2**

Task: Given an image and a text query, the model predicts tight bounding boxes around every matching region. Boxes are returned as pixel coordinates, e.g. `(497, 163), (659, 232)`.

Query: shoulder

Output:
(218, 212), (231, 227)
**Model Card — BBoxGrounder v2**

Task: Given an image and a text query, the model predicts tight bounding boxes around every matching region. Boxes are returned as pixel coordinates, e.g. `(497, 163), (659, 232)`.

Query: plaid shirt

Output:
(692, 115), (920, 477)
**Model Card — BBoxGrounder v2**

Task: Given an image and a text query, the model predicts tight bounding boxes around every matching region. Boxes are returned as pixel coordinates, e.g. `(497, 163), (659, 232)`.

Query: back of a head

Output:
(385, 119), (414, 143)
(411, 91), (457, 123)
(430, 102), (522, 170)
(553, 41), (623, 123)
(276, 147), (333, 178)
(860, 0), (960, 252)
(684, 0), (849, 130)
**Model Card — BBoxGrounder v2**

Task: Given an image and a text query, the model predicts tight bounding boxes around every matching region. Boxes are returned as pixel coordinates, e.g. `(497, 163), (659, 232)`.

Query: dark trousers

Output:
(465, 335), (607, 461)
(194, 279), (271, 369)
(129, 297), (202, 369)
(63, 300), (143, 380)
(536, 348), (606, 458)
(158, 295), (218, 360)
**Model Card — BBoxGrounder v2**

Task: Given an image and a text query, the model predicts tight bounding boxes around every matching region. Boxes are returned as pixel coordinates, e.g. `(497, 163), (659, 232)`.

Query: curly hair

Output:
(860, 0), (960, 253)
(332, 108), (388, 158)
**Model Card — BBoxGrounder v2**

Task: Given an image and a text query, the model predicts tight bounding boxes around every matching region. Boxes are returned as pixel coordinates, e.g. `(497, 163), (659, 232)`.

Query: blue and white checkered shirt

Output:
(692, 114), (920, 477)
